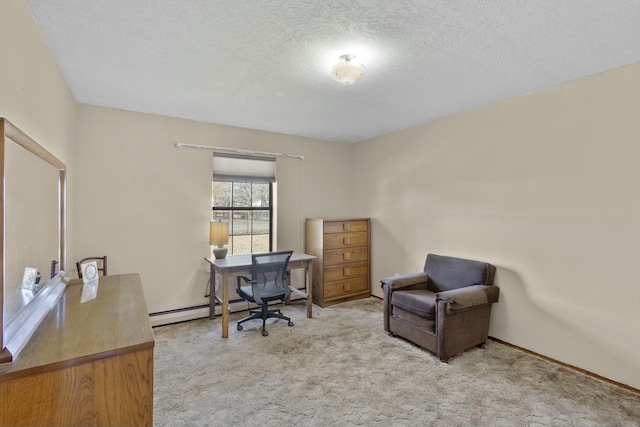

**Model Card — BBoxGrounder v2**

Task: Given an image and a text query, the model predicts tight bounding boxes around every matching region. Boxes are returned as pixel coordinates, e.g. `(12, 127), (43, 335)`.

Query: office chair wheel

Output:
(237, 324), (243, 331)
(262, 330), (269, 337)
(288, 321), (294, 327)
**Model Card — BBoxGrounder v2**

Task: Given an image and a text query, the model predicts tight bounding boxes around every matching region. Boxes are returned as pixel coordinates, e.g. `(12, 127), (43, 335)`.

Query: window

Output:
(212, 154), (275, 255)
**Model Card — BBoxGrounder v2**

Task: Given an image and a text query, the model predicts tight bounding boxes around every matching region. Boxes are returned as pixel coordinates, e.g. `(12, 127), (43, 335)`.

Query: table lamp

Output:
(210, 220), (229, 259)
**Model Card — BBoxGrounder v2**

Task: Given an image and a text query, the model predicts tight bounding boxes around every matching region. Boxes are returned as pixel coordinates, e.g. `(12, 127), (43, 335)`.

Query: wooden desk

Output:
(0, 274), (154, 427)
(205, 252), (316, 338)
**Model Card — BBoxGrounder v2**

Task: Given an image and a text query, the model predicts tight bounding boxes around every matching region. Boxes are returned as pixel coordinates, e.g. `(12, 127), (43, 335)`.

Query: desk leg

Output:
(222, 270), (229, 338)
(306, 260), (313, 318)
(209, 268), (216, 320)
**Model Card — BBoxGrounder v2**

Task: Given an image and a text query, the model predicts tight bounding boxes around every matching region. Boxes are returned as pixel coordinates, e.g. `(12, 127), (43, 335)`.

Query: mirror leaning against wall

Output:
(1, 118), (67, 363)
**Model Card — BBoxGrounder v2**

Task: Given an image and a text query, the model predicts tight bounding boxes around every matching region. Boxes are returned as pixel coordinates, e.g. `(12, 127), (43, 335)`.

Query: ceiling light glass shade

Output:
(331, 54), (365, 85)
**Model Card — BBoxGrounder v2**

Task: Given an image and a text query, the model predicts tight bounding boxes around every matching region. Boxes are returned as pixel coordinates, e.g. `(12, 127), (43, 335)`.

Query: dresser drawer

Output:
(323, 276), (370, 299)
(323, 246), (368, 266)
(323, 261), (369, 282)
(323, 231), (368, 249)
(323, 220), (368, 234)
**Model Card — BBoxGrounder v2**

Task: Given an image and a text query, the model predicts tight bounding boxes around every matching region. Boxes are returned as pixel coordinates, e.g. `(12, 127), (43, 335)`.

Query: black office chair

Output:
(236, 251), (294, 336)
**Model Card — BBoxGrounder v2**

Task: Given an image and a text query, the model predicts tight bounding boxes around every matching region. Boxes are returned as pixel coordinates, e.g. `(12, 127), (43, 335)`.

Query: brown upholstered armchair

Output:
(381, 254), (499, 362)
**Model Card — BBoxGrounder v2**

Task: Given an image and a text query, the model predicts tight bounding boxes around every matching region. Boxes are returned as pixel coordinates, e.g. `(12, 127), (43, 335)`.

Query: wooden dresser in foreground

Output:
(306, 217), (371, 307)
(0, 274), (154, 427)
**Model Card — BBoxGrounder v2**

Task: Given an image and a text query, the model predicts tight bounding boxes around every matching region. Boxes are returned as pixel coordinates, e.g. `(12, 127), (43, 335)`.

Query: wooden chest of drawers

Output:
(305, 218), (371, 307)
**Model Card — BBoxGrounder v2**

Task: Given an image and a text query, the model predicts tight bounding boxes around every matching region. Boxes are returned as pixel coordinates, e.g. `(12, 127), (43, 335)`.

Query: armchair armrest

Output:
(436, 285), (499, 313)
(381, 272), (430, 333)
(380, 272), (430, 291)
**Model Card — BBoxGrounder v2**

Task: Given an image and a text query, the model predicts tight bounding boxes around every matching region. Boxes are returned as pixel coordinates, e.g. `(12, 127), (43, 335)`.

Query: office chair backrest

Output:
(251, 251), (293, 301)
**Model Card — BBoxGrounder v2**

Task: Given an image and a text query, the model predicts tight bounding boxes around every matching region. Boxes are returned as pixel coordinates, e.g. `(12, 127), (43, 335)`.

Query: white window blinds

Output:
(212, 153), (276, 182)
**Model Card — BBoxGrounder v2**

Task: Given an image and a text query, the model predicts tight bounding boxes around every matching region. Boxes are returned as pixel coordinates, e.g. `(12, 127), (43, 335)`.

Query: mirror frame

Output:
(0, 118), (67, 363)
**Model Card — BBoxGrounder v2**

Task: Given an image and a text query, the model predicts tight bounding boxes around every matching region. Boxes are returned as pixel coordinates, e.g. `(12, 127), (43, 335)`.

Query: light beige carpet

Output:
(153, 298), (640, 426)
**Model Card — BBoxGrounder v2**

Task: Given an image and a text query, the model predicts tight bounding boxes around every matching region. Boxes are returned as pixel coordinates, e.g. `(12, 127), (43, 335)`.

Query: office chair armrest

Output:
(236, 275), (254, 288)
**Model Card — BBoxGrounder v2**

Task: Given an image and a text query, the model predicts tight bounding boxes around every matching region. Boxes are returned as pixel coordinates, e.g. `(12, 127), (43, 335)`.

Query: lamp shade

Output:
(210, 221), (229, 246)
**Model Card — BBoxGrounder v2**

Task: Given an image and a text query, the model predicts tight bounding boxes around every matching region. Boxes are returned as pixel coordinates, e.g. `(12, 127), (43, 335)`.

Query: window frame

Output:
(212, 180), (273, 256)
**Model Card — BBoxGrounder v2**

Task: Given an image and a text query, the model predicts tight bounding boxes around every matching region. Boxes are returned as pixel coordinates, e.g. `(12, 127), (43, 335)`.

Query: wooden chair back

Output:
(76, 256), (108, 278)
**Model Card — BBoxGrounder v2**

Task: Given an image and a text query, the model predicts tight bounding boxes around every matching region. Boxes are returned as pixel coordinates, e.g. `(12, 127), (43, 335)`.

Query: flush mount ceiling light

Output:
(331, 54), (365, 85)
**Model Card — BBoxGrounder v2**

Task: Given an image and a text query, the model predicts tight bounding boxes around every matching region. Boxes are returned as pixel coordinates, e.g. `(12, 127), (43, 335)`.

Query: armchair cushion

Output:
(391, 289), (437, 320)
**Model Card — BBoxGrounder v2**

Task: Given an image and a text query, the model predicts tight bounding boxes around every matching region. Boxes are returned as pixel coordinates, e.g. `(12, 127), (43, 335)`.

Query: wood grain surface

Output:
(0, 274), (154, 426)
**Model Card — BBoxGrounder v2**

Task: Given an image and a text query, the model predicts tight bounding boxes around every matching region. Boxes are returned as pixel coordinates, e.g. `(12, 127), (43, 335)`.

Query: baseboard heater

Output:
(149, 294), (306, 327)
(149, 299), (241, 327)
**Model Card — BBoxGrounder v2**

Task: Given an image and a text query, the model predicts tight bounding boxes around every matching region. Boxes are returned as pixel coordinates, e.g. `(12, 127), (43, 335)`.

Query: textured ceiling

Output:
(27, 0), (640, 143)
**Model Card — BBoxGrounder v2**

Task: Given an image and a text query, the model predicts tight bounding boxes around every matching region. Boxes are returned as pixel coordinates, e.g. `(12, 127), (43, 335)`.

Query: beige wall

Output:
(353, 63), (640, 389)
(75, 105), (354, 313)
(0, 1), (77, 272)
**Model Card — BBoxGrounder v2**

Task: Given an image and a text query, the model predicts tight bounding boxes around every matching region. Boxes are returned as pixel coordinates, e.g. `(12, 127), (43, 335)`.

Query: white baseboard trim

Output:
(149, 306), (210, 327)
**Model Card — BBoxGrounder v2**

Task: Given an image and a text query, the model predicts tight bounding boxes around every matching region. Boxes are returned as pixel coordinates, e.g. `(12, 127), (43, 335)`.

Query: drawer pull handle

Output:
(344, 282), (351, 292)
(343, 237), (351, 245)
(344, 267), (351, 276)
(343, 252), (351, 260)
(343, 223), (351, 231)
